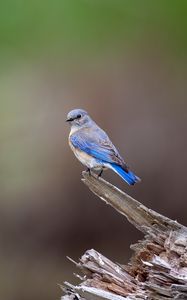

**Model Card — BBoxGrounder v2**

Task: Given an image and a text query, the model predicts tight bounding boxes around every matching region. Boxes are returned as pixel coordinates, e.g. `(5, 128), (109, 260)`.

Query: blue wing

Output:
(70, 127), (141, 185)
(70, 128), (129, 171)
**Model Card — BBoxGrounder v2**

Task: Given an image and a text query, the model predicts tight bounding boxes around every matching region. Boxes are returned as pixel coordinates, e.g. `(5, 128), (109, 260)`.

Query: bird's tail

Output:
(109, 163), (141, 185)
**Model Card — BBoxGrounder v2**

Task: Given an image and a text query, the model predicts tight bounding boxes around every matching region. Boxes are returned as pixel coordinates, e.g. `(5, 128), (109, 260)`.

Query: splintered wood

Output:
(61, 172), (187, 300)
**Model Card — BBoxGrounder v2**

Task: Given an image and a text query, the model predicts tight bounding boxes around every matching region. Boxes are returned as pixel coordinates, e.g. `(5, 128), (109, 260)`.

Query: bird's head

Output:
(66, 109), (91, 127)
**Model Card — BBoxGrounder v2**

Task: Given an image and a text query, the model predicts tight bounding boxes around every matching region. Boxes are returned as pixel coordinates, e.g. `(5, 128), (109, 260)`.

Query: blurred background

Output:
(0, 1), (187, 299)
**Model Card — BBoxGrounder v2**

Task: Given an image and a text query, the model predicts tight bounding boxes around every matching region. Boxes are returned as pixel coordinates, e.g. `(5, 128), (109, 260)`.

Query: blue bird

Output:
(66, 109), (140, 185)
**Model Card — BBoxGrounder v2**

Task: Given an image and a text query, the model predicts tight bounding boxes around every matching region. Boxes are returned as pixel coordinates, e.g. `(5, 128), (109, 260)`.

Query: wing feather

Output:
(70, 127), (129, 172)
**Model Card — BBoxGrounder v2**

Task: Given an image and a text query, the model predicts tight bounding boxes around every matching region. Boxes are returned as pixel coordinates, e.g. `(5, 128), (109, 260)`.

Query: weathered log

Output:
(61, 171), (187, 300)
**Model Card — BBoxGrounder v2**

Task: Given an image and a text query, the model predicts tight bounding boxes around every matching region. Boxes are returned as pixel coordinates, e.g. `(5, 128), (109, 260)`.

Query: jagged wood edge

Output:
(61, 172), (187, 300)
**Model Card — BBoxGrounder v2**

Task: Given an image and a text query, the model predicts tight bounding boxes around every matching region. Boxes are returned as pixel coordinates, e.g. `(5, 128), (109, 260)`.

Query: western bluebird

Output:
(66, 109), (140, 185)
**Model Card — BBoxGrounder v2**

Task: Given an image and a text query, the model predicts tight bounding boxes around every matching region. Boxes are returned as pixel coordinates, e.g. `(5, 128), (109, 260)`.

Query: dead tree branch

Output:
(61, 172), (187, 300)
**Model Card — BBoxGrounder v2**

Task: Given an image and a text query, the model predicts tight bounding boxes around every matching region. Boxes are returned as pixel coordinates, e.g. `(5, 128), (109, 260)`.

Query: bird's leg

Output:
(98, 168), (103, 178)
(86, 167), (91, 175)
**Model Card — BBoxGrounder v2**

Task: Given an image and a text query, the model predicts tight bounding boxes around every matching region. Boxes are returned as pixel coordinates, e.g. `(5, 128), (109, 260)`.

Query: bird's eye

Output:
(76, 114), (82, 119)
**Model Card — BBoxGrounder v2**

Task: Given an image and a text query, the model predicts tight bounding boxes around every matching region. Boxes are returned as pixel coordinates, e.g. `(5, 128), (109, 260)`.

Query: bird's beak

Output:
(66, 118), (73, 122)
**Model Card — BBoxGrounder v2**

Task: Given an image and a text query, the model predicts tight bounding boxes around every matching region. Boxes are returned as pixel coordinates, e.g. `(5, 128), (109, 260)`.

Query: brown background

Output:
(0, 2), (187, 300)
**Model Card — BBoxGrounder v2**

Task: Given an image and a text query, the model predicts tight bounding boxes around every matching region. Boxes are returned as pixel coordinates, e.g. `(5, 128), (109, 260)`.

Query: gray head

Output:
(66, 109), (92, 127)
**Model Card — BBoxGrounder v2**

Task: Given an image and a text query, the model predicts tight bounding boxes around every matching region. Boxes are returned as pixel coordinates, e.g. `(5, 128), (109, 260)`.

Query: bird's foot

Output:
(98, 168), (103, 178)
(86, 168), (91, 175)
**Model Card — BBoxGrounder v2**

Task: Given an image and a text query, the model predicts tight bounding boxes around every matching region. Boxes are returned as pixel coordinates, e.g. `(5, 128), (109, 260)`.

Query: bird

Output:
(66, 109), (140, 185)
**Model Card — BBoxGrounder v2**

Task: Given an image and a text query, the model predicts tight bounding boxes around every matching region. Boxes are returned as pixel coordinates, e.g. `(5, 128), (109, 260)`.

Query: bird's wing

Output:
(70, 127), (129, 171)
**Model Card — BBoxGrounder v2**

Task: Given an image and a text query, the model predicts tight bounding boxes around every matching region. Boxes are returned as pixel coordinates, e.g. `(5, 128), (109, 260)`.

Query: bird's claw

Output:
(86, 168), (91, 175)
(97, 169), (103, 178)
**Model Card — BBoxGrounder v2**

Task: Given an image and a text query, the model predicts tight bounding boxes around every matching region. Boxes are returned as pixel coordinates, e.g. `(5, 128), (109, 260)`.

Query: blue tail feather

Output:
(110, 163), (140, 185)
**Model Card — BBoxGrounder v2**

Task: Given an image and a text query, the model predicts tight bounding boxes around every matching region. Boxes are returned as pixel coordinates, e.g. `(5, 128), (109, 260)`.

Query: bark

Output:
(61, 172), (187, 300)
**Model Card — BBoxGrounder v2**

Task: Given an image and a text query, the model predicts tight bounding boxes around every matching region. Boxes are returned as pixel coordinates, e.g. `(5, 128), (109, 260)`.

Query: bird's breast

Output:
(68, 137), (100, 169)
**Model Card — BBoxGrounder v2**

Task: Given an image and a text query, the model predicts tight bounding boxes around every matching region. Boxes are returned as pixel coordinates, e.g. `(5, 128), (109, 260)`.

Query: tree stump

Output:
(61, 172), (187, 300)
